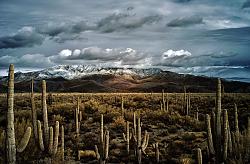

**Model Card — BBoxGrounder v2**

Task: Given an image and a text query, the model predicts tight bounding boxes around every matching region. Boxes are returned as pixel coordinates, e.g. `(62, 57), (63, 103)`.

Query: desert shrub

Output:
(51, 114), (65, 124)
(84, 100), (100, 114)
(182, 133), (196, 142)
(14, 110), (32, 120)
(111, 116), (126, 132)
(82, 132), (98, 149)
(93, 112), (120, 124)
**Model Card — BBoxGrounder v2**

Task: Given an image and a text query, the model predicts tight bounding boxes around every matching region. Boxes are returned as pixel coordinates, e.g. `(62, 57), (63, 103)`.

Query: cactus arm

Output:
(122, 133), (127, 142)
(153, 142), (159, 163)
(205, 114), (215, 155)
(104, 130), (109, 160)
(223, 110), (228, 161)
(141, 131), (148, 150)
(37, 120), (44, 151)
(16, 127), (31, 153)
(48, 127), (54, 155)
(6, 64), (16, 164)
(61, 125), (64, 161)
(133, 112), (136, 137)
(95, 145), (100, 160)
(53, 121), (59, 155)
(197, 148), (202, 164)
(100, 114), (104, 143)
(142, 132), (149, 152)
(227, 121), (232, 155)
(126, 121), (130, 154)
(137, 117), (142, 164)
(75, 108), (79, 135)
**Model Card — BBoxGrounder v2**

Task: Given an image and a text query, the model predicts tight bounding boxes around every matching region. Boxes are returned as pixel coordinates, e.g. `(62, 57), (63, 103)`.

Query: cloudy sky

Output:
(0, 0), (250, 82)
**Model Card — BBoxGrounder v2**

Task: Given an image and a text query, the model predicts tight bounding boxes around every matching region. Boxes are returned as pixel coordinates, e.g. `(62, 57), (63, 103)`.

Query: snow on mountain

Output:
(0, 65), (163, 82)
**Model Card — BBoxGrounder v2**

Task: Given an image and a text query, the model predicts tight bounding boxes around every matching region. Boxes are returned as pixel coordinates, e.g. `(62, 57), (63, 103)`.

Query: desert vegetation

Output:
(0, 64), (249, 164)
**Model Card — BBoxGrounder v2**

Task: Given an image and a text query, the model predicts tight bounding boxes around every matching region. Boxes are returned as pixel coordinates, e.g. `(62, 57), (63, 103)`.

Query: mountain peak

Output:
(0, 65), (163, 82)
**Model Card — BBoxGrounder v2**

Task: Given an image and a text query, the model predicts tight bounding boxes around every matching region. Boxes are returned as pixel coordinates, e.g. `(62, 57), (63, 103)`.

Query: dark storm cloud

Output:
(0, 54), (53, 67)
(0, 27), (44, 49)
(0, 11), (162, 47)
(242, 0), (250, 9)
(37, 21), (94, 43)
(167, 15), (203, 27)
(97, 13), (162, 33)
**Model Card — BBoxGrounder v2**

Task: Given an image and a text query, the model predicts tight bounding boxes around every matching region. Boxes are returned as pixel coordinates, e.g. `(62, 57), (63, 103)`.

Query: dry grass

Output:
(0, 92), (249, 163)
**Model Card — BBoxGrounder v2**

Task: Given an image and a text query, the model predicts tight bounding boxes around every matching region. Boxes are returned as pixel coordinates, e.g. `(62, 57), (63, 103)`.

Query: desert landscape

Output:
(0, 64), (249, 164)
(1, 1), (250, 163)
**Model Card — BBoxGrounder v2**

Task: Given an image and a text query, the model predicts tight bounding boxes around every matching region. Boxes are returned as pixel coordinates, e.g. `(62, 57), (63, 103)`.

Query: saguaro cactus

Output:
(75, 97), (81, 136)
(205, 79), (230, 163)
(30, 78), (38, 143)
(61, 125), (64, 161)
(132, 117), (149, 164)
(197, 148), (202, 164)
(36, 80), (60, 157)
(95, 114), (109, 164)
(37, 120), (60, 156)
(121, 96), (124, 116)
(162, 89), (166, 112)
(215, 78), (222, 161)
(6, 64), (32, 164)
(42, 80), (49, 147)
(206, 114), (215, 155)
(222, 109), (228, 161)
(123, 121), (132, 155)
(153, 142), (159, 163)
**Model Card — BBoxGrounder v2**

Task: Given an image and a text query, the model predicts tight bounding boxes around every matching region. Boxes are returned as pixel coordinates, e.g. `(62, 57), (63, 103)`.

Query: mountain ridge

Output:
(0, 65), (250, 93)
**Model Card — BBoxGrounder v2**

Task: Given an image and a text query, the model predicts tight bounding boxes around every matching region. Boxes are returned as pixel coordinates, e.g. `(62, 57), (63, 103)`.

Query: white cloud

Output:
(59, 49), (72, 58)
(162, 49), (192, 58)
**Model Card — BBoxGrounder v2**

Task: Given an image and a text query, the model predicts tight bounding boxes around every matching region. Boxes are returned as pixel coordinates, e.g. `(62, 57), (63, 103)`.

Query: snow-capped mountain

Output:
(0, 65), (163, 82)
(1, 64), (250, 93)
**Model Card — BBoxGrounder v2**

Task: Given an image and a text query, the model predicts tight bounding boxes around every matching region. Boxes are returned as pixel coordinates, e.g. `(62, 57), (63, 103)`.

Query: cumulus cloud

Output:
(158, 49), (192, 67)
(167, 15), (203, 27)
(163, 49), (192, 58)
(97, 13), (162, 33)
(0, 27), (44, 49)
(51, 47), (149, 66)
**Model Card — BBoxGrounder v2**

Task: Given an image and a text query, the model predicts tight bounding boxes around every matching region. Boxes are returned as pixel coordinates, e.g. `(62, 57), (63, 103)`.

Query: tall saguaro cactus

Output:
(153, 142), (159, 163)
(6, 64), (16, 164)
(6, 64), (31, 164)
(36, 80), (60, 157)
(215, 78), (222, 161)
(95, 114), (109, 164)
(30, 78), (38, 143)
(123, 121), (132, 155)
(132, 117), (149, 164)
(42, 80), (49, 147)
(75, 97), (81, 136)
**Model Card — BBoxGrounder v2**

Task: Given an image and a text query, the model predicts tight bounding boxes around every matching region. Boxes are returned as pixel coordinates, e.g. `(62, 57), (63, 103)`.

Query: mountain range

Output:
(0, 65), (250, 93)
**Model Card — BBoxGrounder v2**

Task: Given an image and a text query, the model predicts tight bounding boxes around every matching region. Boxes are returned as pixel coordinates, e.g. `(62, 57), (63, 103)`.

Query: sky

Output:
(0, 0), (250, 82)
